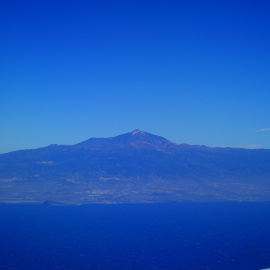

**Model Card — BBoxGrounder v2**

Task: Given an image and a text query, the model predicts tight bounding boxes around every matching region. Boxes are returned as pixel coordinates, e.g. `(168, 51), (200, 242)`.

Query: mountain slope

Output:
(76, 129), (176, 150)
(1, 130), (270, 204)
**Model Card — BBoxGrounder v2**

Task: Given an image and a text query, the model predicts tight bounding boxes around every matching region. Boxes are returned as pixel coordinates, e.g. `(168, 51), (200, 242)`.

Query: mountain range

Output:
(1, 129), (270, 204)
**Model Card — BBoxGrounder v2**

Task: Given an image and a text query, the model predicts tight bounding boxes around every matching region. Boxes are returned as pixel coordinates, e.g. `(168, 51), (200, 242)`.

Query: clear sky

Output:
(1, 0), (270, 153)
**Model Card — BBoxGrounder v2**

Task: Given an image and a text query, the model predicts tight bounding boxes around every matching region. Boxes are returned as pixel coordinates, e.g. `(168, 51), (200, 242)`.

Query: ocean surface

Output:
(1, 202), (270, 270)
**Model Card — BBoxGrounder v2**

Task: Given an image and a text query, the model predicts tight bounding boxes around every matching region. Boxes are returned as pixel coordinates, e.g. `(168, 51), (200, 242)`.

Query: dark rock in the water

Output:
(43, 200), (63, 206)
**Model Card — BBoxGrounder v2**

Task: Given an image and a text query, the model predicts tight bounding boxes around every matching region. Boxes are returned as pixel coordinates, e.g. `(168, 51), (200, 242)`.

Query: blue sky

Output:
(1, 0), (270, 153)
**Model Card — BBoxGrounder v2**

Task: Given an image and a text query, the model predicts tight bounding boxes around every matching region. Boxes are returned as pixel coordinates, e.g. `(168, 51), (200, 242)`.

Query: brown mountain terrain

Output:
(1, 130), (270, 204)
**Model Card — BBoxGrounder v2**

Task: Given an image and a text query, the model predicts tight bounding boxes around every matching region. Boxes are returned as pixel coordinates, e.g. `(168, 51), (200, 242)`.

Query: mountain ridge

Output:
(0, 130), (270, 204)
(76, 129), (178, 150)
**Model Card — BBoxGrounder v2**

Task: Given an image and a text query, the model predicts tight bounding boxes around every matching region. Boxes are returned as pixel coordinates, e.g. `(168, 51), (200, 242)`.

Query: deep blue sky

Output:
(1, 0), (270, 153)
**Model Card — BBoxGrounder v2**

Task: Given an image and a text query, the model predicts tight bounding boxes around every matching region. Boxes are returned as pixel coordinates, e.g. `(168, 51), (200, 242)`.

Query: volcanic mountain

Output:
(1, 130), (270, 204)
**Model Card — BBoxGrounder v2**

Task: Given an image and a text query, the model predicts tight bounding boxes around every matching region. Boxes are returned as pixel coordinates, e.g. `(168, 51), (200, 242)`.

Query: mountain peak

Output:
(77, 130), (173, 149)
(132, 129), (145, 136)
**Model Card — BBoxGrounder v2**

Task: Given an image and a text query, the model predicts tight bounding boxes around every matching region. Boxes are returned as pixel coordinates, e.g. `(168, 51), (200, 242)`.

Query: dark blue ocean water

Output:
(1, 202), (270, 270)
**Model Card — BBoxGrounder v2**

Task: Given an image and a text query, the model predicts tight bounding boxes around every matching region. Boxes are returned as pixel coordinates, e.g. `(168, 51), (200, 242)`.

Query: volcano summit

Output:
(1, 130), (270, 204)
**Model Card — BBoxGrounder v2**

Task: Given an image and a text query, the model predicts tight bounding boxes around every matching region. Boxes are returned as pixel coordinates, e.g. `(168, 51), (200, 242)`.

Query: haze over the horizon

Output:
(1, 0), (270, 154)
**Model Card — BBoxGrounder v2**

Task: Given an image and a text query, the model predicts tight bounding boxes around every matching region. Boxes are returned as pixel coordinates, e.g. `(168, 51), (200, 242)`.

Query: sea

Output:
(1, 202), (270, 270)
